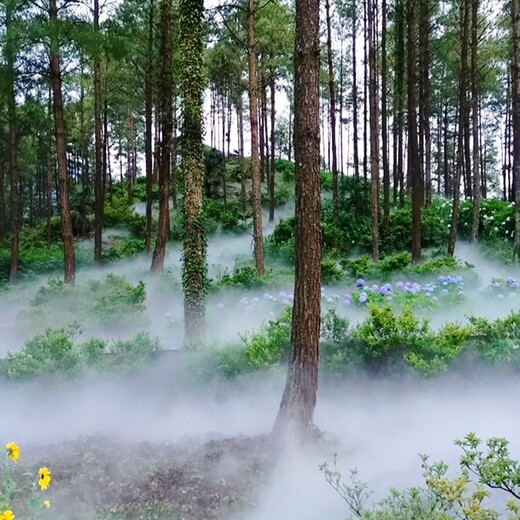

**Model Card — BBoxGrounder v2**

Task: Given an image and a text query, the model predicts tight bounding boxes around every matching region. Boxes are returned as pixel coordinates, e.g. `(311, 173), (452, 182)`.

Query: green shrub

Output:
(353, 304), (469, 375)
(321, 258), (343, 285)
(275, 159), (295, 182)
(0, 326), (161, 379)
(21, 273), (147, 332)
(103, 239), (146, 260)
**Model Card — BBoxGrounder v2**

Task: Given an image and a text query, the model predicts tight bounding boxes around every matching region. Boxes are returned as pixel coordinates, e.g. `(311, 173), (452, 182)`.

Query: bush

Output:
(20, 273), (147, 332)
(0, 327), (161, 379)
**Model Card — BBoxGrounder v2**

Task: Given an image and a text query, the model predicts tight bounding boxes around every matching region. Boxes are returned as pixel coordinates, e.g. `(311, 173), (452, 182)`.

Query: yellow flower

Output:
(38, 467), (51, 490)
(5, 442), (19, 462)
(0, 510), (15, 520)
(43, 500), (51, 509)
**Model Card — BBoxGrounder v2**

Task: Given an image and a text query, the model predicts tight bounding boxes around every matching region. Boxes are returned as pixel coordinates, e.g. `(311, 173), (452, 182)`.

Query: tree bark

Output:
(94, 0), (104, 265)
(151, 0), (172, 273)
(274, 0), (321, 440)
(407, 0), (422, 263)
(381, 0), (390, 231)
(180, 0), (207, 342)
(269, 77), (276, 223)
(6, 4), (20, 280)
(352, 0), (360, 179)
(513, 0), (520, 258)
(49, 0), (76, 284)
(247, 0), (265, 276)
(470, 0), (480, 243)
(325, 0), (339, 219)
(145, 0), (155, 253)
(368, 0), (380, 261)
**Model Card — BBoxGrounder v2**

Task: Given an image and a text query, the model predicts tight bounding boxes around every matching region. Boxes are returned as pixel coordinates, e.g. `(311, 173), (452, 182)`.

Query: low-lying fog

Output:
(3, 365), (520, 518)
(1, 203), (520, 517)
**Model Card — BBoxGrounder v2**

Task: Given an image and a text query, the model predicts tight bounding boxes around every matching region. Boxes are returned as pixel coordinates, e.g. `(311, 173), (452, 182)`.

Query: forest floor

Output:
(30, 434), (275, 520)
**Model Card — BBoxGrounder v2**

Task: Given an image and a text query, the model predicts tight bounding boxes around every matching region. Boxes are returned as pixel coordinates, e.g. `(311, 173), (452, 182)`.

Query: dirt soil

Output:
(28, 434), (275, 520)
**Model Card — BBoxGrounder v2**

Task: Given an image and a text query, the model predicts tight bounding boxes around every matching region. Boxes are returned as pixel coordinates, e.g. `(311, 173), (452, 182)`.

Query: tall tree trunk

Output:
(363, 0), (368, 181)
(419, 0), (431, 205)
(6, 4), (20, 280)
(151, 0), (172, 273)
(352, 0), (360, 178)
(49, 0), (75, 284)
(449, 0), (470, 257)
(238, 101), (247, 212)
(247, 0), (265, 275)
(394, 0), (405, 206)
(325, 0), (339, 219)
(381, 0), (390, 231)
(368, 0), (380, 261)
(275, 0), (321, 439)
(145, 0), (155, 253)
(407, 0), (421, 263)
(94, 0), (104, 265)
(126, 113), (134, 204)
(180, 0), (207, 341)
(513, 0), (520, 258)
(470, 0), (480, 243)
(269, 77), (276, 223)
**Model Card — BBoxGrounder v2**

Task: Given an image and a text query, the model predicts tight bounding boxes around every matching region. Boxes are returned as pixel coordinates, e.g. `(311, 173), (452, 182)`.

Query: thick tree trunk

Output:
(49, 0), (75, 284)
(151, 0), (172, 273)
(325, 0), (339, 219)
(407, 0), (421, 263)
(247, 0), (265, 276)
(238, 101), (247, 212)
(368, 0), (380, 261)
(274, 0), (321, 440)
(363, 0), (368, 181)
(94, 0), (104, 265)
(180, 0), (207, 342)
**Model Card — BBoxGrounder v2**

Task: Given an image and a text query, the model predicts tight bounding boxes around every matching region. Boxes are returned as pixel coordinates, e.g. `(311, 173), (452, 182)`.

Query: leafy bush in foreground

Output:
(321, 433), (520, 519)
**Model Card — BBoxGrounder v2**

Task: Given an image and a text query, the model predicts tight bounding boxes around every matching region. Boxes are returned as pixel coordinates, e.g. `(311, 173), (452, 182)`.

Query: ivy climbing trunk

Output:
(49, 0), (76, 284)
(180, 0), (207, 342)
(274, 0), (321, 440)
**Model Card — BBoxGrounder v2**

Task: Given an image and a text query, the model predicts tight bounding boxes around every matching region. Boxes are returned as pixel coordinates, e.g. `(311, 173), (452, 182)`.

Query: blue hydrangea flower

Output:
(359, 292), (368, 303)
(440, 289), (449, 296)
(356, 278), (365, 287)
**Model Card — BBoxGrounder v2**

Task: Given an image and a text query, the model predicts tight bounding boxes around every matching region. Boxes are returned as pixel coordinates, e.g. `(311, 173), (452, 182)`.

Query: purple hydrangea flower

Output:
(356, 278), (365, 288)
(359, 292), (368, 303)
(440, 289), (449, 296)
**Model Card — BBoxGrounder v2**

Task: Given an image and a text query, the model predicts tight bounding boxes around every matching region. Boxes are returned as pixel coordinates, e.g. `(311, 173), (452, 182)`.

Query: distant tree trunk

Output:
(269, 77), (276, 222)
(238, 100), (247, 212)
(94, 0), (104, 265)
(126, 113), (135, 204)
(325, 0), (339, 219)
(368, 0), (380, 261)
(352, 0), (360, 178)
(393, 0), (405, 206)
(363, 0), (368, 181)
(381, 0), (389, 231)
(6, 4), (20, 280)
(145, 0), (155, 253)
(247, 0), (265, 275)
(49, 0), (75, 284)
(151, 0), (172, 273)
(180, 0), (207, 342)
(419, 0), (431, 206)
(471, 0), (480, 243)
(274, 0), (321, 439)
(407, 0), (422, 263)
(449, 0), (470, 257)
(513, 0), (520, 259)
